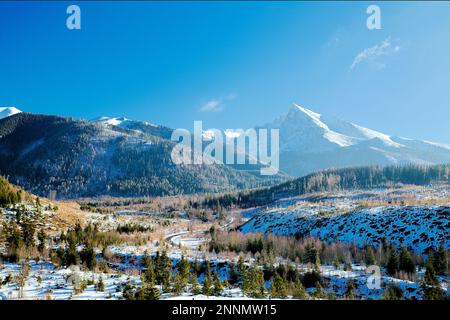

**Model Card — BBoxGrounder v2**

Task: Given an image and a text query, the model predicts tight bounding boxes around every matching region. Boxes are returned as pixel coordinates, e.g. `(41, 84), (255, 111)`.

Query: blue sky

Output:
(1, 1), (450, 143)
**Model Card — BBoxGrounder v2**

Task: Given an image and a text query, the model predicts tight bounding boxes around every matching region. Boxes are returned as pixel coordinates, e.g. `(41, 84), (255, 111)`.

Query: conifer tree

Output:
(386, 248), (398, 276)
(433, 243), (448, 275)
(202, 272), (213, 296)
(292, 279), (307, 299)
(37, 229), (47, 254)
(383, 284), (403, 300)
(193, 258), (200, 276)
(213, 272), (223, 296)
(422, 252), (444, 300)
(365, 247), (376, 266)
(237, 256), (245, 277)
(346, 281), (355, 299)
(303, 245), (320, 270)
(311, 281), (324, 299)
(172, 273), (184, 296)
(242, 267), (265, 298)
(66, 235), (79, 266)
(229, 262), (239, 284)
(176, 256), (190, 286)
(424, 252), (438, 286)
(398, 247), (415, 275)
(270, 273), (287, 298)
(80, 245), (96, 270)
(222, 278), (229, 289)
(144, 257), (156, 284)
(135, 283), (160, 300)
(96, 276), (105, 292)
(156, 251), (172, 291)
(333, 256), (340, 270)
(191, 274), (201, 295)
(142, 252), (151, 271)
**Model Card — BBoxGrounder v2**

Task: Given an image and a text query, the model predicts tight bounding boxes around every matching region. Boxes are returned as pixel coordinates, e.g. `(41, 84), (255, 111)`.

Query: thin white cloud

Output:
(200, 93), (237, 112)
(350, 37), (400, 70)
(201, 99), (222, 112)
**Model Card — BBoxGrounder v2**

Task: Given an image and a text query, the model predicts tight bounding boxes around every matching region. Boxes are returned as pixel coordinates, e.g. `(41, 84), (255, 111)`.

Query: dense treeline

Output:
(208, 230), (448, 299)
(200, 164), (450, 208)
(208, 231), (438, 276)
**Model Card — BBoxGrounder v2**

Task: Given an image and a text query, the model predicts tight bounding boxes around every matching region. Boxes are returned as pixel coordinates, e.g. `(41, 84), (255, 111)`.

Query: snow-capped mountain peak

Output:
(264, 103), (450, 176)
(0, 106), (22, 119)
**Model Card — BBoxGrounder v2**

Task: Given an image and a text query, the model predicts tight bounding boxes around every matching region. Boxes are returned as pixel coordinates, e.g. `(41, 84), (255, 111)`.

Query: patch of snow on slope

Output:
(350, 123), (404, 148)
(292, 104), (355, 147)
(422, 140), (450, 151)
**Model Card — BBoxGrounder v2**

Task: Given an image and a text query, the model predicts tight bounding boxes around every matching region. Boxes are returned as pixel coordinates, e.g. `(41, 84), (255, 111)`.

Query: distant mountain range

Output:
(0, 104), (449, 198)
(261, 104), (450, 176)
(0, 111), (283, 198)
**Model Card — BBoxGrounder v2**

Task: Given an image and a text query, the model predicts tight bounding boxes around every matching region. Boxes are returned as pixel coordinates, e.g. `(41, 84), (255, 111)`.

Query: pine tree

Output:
(386, 248), (398, 276)
(204, 260), (211, 277)
(242, 267), (265, 298)
(135, 283), (160, 300)
(202, 272), (213, 296)
(270, 273), (287, 298)
(144, 285), (160, 300)
(155, 251), (172, 291)
(311, 281), (324, 299)
(423, 252), (438, 286)
(398, 247), (415, 275)
(303, 245), (320, 270)
(346, 281), (355, 299)
(37, 229), (47, 254)
(333, 256), (340, 270)
(237, 256), (245, 277)
(96, 276), (105, 292)
(191, 274), (201, 295)
(365, 247), (376, 266)
(193, 258), (200, 276)
(80, 245), (96, 270)
(222, 278), (229, 289)
(144, 258), (156, 284)
(213, 272), (223, 296)
(383, 284), (403, 300)
(176, 256), (190, 286)
(172, 273), (184, 296)
(422, 252), (444, 300)
(433, 243), (448, 275)
(21, 216), (36, 248)
(142, 252), (151, 271)
(122, 281), (136, 300)
(292, 280), (307, 299)
(229, 262), (239, 284)
(66, 235), (79, 266)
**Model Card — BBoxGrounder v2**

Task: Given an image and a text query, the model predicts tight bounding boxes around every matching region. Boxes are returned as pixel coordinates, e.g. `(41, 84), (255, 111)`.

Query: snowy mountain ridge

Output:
(0, 107), (21, 120)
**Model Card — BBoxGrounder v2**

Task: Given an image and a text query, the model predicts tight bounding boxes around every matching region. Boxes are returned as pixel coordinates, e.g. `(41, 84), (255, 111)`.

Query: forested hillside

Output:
(202, 164), (450, 208)
(0, 113), (284, 199)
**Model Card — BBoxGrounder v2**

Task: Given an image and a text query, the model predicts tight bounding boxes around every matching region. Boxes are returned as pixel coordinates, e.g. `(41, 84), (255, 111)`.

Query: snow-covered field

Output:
(240, 186), (450, 255)
(240, 205), (449, 254)
(1, 185), (448, 300)
(2, 258), (447, 300)
(0, 260), (129, 300)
